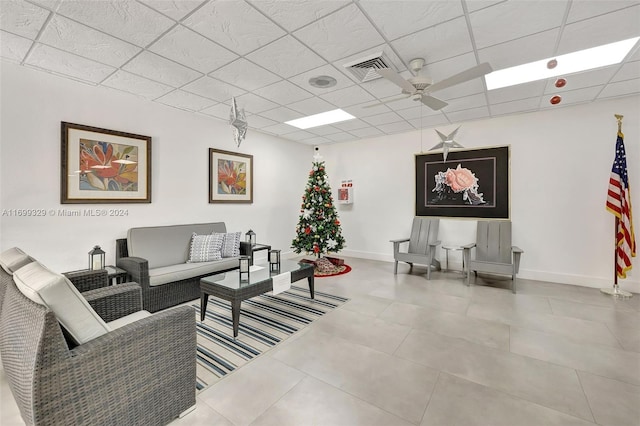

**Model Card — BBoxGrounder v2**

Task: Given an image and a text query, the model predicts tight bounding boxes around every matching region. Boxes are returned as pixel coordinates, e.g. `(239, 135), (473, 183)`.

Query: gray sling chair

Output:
(391, 217), (441, 280)
(462, 220), (524, 293)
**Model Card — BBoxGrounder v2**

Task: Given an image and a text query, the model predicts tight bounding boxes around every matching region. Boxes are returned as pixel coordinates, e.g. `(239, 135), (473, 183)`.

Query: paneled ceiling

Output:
(2, 0), (639, 145)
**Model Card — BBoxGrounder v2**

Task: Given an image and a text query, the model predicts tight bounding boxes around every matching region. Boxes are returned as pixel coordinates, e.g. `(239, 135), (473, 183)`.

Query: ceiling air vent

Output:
(343, 51), (393, 83)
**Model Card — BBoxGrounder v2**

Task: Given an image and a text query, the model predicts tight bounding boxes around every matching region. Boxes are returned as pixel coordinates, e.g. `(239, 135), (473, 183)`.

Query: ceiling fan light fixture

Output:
(485, 36), (639, 90)
(285, 109), (356, 130)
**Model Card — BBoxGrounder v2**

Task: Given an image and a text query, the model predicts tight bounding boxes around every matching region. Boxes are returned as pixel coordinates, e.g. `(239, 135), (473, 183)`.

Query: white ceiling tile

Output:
(234, 92), (279, 114)
(123, 51), (201, 87)
(558, 5), (640, 55)
(377, 121), (414, 134)
(444, 93), (487, 112)
(0, 30), (32, 62)
(261, 123), (299, 135)
(445, 106), (490, 122)
(56, 0), (174, 47)
(183, 0), (285, 55)
(489, 97), (541, 116)
(330, 118), (368, 131)
(612, 60), (640, 82)
(325, 132), (356, 142)
(408, 114), (450, 129)
(359, 0), (464, 40)
(360, 72), (413, 99)
(566, 1), (638, 24)
(211, 58), (280, 90)
(281, 130), (315, 141)
(391, 16), (473, 64)
(544, 66), (618, 94)
(25, 43), (115, 84)
(599, 78), (640, 98)
(349, 127), (384, 138)
(149, 26), (238, 73)
(417, 53), (487, 100)
(362, 111), (403, 126)
(259, 106), (304, 122)
(253, 80), (314, 104)
(465, 1), (503, 13)
(343, 101), (391, 117)
(469, 0), (568, 49)
(375, 95), (417, 111)
(248, 0), (349, 32)
(247, 114), (278, 129)
(306, 125), (340, 136)
(301, 136), (332, 145)
(138, 0), (206, 21)
(0, 0), (49, 39)
(29, 0), (60, 10)
(294, 4), (385, 61)
(539, 86), (602, 108)
(288, 64), (354, 95)
(182, 76), (246, 102)
(320, 85), (375, 107)
(200, 102), (231, 120)
(246, 35), (326, 79)
(39, 15), (140, 68)
(478, 29), (560, 71)
(155, 89), (216, 111)
(396, 105), (443, 120)
(288, 97), (335, 115)
(487, 80), (547, 104)
(102, 70), (173, 100)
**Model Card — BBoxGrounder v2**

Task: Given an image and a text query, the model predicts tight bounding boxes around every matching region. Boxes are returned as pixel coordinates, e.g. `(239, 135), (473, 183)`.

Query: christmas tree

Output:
(292, 156), (345, 258)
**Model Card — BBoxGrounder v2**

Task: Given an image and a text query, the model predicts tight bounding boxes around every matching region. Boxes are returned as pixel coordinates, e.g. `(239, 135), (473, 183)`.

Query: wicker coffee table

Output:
(199, 260), (314, 338)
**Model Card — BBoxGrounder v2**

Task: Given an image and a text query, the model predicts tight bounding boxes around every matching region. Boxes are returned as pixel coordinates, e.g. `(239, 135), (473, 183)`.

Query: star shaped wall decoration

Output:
(229, 97), (247, 147)
(429, 126), (464, 162)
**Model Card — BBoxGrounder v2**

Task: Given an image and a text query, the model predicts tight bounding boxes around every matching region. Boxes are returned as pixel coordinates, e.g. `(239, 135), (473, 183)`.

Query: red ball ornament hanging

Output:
(550, 95), (562, 105)
(554, 78), (566, 88)
(547, 59), (558, 69)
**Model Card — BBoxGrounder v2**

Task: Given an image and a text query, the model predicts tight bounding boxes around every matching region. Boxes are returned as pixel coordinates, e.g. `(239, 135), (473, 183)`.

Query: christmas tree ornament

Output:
(429, 126), (464, 162)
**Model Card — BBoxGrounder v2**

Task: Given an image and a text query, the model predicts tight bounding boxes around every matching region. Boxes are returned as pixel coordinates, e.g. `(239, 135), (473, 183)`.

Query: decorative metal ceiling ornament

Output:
(229, 97), (247, 147)
(429, 126), (464, 162)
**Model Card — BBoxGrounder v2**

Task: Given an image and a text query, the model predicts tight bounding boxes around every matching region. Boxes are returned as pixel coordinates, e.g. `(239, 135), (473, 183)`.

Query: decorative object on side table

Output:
(88, 245), (105, 270)
(269, 249), (281, 271)
(239, 255), (250, 282)
(61, 122), (151, 204)
(245, 229), (256, 246)
(209, 148), (253, 204)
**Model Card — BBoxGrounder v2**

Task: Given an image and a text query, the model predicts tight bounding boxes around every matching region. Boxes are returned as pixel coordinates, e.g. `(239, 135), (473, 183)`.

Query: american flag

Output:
(606, 131), (636, 278)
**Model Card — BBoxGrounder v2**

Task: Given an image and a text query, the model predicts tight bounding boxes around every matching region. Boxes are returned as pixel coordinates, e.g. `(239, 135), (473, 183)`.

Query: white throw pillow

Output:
(187, 233), (223, 263)
(216, 231), (242, 257)
(13, 261), (110, 345)
(0, 247), (33, 275)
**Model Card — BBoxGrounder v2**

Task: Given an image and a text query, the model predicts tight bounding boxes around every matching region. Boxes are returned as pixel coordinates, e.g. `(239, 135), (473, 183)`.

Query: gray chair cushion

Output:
(0, 247), (33, 275)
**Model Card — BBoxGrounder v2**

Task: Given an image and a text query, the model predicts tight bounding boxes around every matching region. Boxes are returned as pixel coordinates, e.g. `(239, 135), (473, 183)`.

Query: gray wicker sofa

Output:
(0, 257), (196, 426)
(116, 222), (247, 312)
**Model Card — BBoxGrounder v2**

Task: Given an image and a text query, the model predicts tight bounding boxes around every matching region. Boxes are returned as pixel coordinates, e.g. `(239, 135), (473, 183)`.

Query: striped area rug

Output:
(190, 285), (348, 392)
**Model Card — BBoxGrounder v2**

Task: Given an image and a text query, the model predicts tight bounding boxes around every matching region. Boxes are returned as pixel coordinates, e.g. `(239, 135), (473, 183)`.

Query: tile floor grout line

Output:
(574, 369), (598, 424)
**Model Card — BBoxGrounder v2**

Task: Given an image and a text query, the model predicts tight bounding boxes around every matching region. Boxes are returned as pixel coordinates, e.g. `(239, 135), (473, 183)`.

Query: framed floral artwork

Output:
(61, 122), (151, 204)
(209, 148), (253, 203)
(415, 145), (509, 219)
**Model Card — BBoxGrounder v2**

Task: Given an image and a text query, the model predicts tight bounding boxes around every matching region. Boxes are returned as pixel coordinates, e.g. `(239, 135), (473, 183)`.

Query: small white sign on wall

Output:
(338, 179), (353, 204)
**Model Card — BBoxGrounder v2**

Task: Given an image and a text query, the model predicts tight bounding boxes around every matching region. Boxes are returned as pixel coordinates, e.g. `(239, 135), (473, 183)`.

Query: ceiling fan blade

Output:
(363, 94), (410, 108)
(376, 68), (417, 94)
(426, 62), (493, 93)
(421, 95), (448, 111)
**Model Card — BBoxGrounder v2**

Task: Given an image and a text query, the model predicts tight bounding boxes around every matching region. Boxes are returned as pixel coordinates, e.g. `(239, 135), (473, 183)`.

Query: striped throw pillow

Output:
(216, 232), (241, 257)
(187, 233), (223, 263)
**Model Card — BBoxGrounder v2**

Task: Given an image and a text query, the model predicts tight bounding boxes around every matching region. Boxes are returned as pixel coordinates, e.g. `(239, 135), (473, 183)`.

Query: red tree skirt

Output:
(314, 264), (352, 278)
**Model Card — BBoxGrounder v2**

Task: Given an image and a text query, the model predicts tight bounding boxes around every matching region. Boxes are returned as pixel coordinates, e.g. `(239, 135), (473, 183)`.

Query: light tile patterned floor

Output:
(2, 256), (639, 425)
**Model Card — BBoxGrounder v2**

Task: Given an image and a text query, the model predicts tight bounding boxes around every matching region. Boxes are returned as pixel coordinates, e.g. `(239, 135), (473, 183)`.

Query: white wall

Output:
(321, 96), (640, 292)
(0, 61), (312, 271)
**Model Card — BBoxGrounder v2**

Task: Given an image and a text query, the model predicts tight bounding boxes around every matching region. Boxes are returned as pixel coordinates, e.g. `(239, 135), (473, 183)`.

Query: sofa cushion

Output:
(108, 310), (152, 329)
(188, 233), (224, 263)
(127, 222), (227, 268)
(148, 258), (240, 287)
(218, 231), (242, 257)
(13, 261), (110, 344)
(0, 247), (33, 275)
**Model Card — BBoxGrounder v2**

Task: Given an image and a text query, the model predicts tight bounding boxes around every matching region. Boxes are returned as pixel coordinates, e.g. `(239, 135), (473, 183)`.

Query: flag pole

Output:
(601, 114), (633, 298)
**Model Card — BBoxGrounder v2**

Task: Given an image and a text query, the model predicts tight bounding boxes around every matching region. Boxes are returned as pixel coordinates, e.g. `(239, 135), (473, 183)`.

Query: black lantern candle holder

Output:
(245, 229), (256, 246)
(88, 245), (105, 270)
(239, 255), (250, 282)
(269, 249), (281, 272)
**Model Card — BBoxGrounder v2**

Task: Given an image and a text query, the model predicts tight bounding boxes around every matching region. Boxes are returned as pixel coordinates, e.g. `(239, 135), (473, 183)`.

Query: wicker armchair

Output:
(0, 271), (196, 426)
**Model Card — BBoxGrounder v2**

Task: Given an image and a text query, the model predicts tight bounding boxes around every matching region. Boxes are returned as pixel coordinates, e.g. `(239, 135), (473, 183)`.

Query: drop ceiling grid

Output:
(0, 0), (638, 144)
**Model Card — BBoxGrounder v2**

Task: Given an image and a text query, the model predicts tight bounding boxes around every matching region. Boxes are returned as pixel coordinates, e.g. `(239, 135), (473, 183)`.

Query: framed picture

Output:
(415, 145), (509, 219)
(209, 148), (253, 204)
(61, 122), (151, 204)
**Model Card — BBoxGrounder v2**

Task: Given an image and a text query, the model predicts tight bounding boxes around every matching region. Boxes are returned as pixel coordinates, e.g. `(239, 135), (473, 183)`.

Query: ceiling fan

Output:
(370, 58), (493, 110)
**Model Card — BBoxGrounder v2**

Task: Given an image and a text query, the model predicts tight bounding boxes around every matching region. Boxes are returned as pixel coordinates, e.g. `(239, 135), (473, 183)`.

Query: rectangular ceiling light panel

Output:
(486, 37), (640, 90)
(285, 109), (356, 129)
